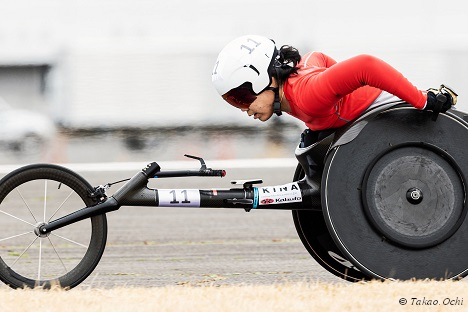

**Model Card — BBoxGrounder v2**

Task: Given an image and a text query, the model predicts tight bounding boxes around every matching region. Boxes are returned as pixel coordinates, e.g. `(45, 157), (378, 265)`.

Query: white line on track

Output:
(0, 158), (298, 174)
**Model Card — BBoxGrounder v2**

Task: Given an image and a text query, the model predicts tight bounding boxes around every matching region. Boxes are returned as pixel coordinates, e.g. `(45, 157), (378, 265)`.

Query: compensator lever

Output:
(184, 154), (208, 170)
(184, 154), (226, 177)
(153, 155), (226, 178)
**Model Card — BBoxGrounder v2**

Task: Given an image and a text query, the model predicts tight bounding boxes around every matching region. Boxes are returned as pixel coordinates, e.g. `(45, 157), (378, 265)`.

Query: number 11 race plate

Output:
(158, 189), (201, 207)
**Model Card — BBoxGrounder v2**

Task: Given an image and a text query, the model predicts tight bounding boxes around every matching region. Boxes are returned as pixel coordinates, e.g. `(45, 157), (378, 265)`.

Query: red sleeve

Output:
(302, 54), (427, 109)
(302, 52), (337, 68)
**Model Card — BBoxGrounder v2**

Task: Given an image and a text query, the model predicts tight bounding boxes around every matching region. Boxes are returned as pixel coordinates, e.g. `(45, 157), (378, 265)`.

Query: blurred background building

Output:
(0, 0), (467, 163)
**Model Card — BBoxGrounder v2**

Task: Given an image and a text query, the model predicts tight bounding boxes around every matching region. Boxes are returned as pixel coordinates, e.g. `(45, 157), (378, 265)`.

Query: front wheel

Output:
(0, 164), (107, 289)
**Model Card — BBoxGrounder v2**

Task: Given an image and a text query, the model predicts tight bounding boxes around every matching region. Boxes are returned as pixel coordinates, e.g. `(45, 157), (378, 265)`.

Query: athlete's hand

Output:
(440, 85), (458, 106)
(425, 84), (457, 114)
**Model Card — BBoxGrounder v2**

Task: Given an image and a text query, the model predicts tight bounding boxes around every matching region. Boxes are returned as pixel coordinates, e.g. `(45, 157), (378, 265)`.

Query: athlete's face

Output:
(240, 89), (275, 122)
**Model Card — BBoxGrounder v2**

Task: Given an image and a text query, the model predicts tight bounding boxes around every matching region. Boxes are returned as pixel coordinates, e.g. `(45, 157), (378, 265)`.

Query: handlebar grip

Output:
(201, 169), (226, 177)
(154, 169), (226, 178)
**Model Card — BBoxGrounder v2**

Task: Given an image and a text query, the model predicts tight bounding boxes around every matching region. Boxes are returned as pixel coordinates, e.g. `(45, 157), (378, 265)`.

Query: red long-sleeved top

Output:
(283, 52), (427, 130)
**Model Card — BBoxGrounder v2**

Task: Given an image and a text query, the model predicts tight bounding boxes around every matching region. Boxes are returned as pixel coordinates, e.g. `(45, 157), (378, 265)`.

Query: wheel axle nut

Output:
(406, 187), (423, 205)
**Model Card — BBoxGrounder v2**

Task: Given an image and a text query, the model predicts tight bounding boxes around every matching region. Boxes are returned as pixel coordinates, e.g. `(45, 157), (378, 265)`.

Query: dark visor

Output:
(222, 82), (257, 109)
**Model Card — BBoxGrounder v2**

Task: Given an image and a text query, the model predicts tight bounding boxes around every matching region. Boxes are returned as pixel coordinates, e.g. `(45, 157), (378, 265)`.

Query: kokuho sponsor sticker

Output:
(257, 182), (302, 205)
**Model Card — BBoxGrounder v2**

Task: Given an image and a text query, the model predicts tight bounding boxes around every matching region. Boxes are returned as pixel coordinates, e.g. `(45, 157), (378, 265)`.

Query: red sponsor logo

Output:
(261, 198), (274, 204)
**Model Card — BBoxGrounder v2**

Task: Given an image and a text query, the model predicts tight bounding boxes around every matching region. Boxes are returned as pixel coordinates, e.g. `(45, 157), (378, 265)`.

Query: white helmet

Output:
(212, 35), (277, 97)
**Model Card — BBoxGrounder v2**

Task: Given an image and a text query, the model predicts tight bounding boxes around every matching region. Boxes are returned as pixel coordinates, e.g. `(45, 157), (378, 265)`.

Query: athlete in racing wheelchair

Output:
(212, 35), (464, 281)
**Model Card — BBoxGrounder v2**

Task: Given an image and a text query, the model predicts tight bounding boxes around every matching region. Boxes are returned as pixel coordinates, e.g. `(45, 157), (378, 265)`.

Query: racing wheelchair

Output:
(0, 99), (467, 289)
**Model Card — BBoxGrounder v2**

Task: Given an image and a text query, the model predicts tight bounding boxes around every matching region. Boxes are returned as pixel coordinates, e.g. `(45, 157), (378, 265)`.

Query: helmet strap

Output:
(264, 47), (282, 116)
(266, 86), (282, 116)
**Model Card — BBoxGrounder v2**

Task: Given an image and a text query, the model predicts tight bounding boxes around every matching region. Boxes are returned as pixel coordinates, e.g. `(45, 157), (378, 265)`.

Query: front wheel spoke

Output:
(11, 236), (39, 268)
(48, 190), (74, 222)
(48, 237), (68, 273)
(0, 209), (35, 227)
(51, 233), (88, 249)
(0, 231), (34, 243)
(38, 239), (42, 281)
(16, 188), (38, 223)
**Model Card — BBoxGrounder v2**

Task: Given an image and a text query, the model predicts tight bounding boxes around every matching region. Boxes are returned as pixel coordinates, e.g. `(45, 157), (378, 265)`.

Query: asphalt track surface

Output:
(0, 160), (345, 289)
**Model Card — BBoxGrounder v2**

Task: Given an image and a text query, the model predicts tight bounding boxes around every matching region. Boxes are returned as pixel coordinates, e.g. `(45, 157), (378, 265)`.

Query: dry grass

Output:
(0, 280), (466, 312)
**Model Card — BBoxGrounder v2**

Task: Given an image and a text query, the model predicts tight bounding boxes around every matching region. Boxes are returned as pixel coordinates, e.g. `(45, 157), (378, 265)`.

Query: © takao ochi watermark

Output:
(399, 297), (463, 306)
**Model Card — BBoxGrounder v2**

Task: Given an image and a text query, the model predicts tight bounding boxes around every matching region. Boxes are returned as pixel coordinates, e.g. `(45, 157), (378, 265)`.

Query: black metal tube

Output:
(112, 171), (149, 203)
(117, 180), (321, 211)
(250, 179), (321, 211)
(40, 197), (120, 234)
(40, 175), (321, 234)
(41, 167), (153, 234)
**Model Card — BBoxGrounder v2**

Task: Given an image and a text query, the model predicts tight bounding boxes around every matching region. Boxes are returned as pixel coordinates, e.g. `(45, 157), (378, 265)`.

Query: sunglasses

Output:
(222, 83), (257, 109)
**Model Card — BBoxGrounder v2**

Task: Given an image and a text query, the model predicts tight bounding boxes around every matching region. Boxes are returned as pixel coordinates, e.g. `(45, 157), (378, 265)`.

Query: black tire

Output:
(292, 164), (371, 282)
(0, 164), (107, 289)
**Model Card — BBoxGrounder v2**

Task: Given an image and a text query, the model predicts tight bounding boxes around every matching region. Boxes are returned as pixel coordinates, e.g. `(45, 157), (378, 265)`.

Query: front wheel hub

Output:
(34, 223), (50, 238)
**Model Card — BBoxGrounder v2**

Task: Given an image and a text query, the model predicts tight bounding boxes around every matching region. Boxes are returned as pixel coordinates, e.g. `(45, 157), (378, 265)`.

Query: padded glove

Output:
(425, 84), (458, 112)
(424, 85), (458, 120)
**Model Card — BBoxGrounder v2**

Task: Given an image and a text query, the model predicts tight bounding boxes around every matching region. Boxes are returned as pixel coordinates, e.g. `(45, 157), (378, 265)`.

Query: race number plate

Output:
(158, 189), (201, 207)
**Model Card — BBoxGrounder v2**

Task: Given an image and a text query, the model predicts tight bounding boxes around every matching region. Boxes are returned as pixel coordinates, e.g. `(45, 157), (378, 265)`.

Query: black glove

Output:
(424, 85), (458, 120)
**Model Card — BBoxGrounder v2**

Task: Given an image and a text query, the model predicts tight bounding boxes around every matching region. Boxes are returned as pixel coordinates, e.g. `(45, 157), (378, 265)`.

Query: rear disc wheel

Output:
(322, 109), (468, 280)
(292, 164), (371, 282)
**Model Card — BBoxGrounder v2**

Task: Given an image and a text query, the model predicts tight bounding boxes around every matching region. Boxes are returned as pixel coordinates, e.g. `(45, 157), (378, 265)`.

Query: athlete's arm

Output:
(303, 54), (427, 109)
(302, 52), (337, 68)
